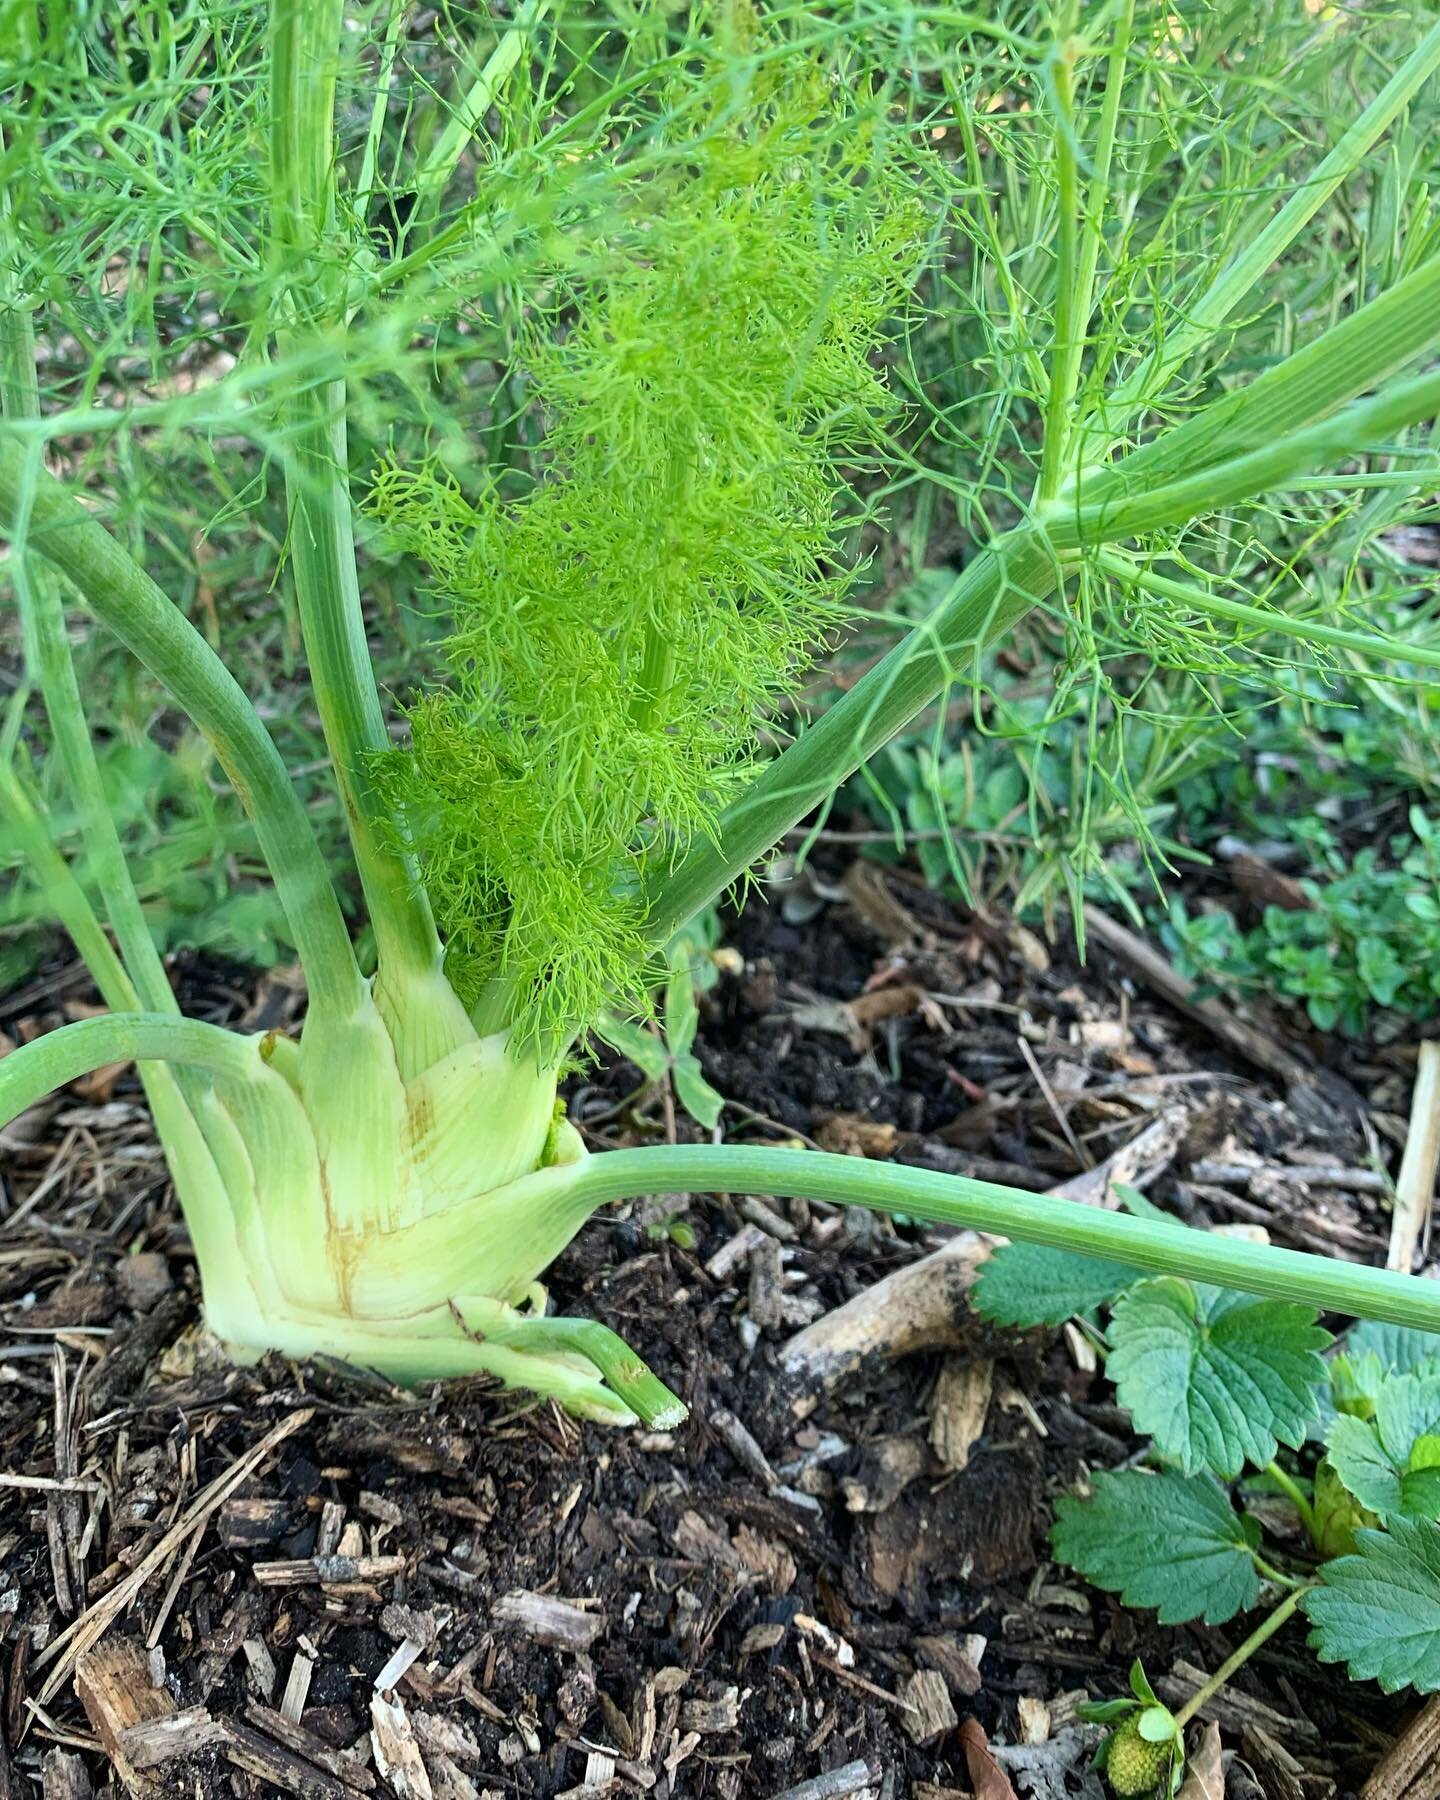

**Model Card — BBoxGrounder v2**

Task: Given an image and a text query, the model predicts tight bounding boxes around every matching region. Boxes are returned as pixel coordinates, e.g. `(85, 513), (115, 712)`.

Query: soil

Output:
(0, 860), (1432, 1800)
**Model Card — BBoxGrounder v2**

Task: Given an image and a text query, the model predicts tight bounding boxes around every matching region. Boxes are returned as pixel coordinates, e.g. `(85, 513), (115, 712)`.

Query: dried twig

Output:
(1390, 1043), (1440, 1272)
(37, 1409), (312, 1702)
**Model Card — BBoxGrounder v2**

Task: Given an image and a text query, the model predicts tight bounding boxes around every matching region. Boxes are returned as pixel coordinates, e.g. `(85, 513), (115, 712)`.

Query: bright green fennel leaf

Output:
(1328, 1373), (1440, 1518)
(1107, 1281), (1330, 1478)
(1304, 1517), (1440, 1693)
(972, 1243), (1142, 1327)
(1051, 1469), (1261, 1626)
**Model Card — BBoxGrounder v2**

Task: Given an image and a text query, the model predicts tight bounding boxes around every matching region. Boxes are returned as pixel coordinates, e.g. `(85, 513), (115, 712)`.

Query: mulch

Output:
(0, 859), (1434, 1800)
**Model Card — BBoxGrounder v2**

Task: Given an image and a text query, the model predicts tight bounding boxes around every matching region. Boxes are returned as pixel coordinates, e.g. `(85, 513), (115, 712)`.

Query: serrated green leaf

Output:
(1328, 1374), (1440, 1518)
(972, 1242), (1142, 1327)
(1304, 1517), (1440, 1693)
(1346, 1321), (1440, 1377)
(1108, 1281), (1330, 1478)
(1400, 1467), (1440, 1517)
(1051, 1469), (1260, 1625)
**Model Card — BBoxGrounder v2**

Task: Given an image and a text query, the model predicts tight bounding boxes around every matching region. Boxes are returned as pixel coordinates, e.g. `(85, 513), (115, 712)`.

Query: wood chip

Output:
(930, 1358), (993, 1472)
(1234, 1724), (1302, 1800)
(709, 1409), (778, 1488)
(900, 1670), (957, 1746)
(1157, 1662), (1317, 1742)
(37, 1409), (312, 1703)
(1016, 1696), (1050, 1745)
(768, 1760), (880, 1800)
(839, 1435), (927, 1514)
(736, 1196), (798, 1241)
(279, 1648), (315, 1723)
(748, 1235), (786, 1330)
(41, 1751), (94, 1800)
(1362, 1694), (1440, 1800)
(223, 1720), (355, 1799)
(1391, 1042), (1440, 1273)
(218, 1497), (293, 1547)
(370, 1692), (434, 1799)
(75, 1638), (177, 1792)
(705, 1225), (768, 1281)
(679, 1686), (740, 1734)
(1081, 904), (1351, 1099)
(740, 1623), (787, 1657)
(915, 1634), (986, 1698)
(780, 1232), (992, 1392)
(253, 1554), (405, 1588)
(492, 1590), (604, 1651)
(117, 1709), (225, 1771)
(246, 1703), (376, 1792)
(733, 1526), (796, 1594)
(671, 1511), (747, 1573)
(242, 1637), (277, 1703)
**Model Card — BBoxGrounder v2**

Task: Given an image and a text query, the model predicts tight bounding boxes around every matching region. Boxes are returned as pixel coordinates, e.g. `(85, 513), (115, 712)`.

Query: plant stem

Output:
(0, 1014), (261, 1124)
(640, 530), (1059, 951)
(0, 764), (142, 1016)
(269, 0), (449, 1005)
(1065, 364), (1440, 549)
(1036, 5), (1082, 505)
(1263, 1463), (1317, 1540)
(570, 1144), (1440, 1331)
(1097, 552), (1440, 675)
(1038, 0), (1134, 503)
(645, 253), (1440, 965)
(1172, 1585), (1315, 1730)
(1103, 15), (1440, 429)
(411, 0), (551, 214)
(0, 204), (178, 1020)
(0, 434), (364, 1019)
(1074, 252), (1440, 511)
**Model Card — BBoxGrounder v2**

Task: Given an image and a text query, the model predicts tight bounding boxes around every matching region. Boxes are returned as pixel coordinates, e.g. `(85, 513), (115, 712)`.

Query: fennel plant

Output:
(4, 0), (1440, 1425)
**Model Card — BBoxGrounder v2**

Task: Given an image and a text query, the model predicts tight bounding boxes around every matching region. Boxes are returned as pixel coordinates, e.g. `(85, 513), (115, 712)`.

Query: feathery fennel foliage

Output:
(5, 0), (1440, 1433)
(367, 66), (925, 1043)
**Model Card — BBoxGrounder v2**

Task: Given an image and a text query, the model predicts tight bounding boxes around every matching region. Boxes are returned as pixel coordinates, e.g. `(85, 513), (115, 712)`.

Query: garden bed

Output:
(0, 864), (1432, 1799)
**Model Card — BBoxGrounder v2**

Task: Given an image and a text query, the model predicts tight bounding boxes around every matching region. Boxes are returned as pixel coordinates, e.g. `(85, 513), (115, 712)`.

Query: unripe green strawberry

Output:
(1105, 1716), (1170, 1798)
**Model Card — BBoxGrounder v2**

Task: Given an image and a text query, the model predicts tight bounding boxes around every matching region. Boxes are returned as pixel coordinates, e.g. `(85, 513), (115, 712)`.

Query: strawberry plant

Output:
(977, 1233), (1440, 1791)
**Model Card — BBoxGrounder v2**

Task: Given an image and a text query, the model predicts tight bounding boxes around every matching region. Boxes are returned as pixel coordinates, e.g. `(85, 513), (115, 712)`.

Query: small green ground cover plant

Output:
(1164, 807), (1440, 1035)
(4, 1), (1440, 1429)
(977, 1221), (1440, 1791)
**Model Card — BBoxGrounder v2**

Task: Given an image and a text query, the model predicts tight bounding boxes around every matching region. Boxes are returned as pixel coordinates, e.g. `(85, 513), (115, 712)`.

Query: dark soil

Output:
(0, 863), (1431, 1799)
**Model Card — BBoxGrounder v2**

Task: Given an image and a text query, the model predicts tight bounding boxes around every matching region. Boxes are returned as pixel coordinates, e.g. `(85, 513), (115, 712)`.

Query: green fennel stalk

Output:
(4, 1), (1440, 1424)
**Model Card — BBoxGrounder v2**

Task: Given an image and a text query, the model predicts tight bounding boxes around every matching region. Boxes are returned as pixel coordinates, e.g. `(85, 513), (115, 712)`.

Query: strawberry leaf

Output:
(1108, 1280), (1330, 1477)
(1052, 1469), (1261, 1625)
(1328, 1374), (1440, 1518)
(1304, 1517), (1440, 1693)
(972, 1242), (1142, 1327)
(1345, 1321), (1440, 1377)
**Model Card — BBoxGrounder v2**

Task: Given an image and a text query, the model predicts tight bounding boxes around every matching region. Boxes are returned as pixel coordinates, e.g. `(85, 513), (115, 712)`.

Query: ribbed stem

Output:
(269, 0), (449, 1005)
(0, 206), (178, 1019)
(0, 434), (364, 1019)
(1103, 16), (1440, 427)
(0, 1014), (260, 1127)
(643, 257), (1440, 963)
(571, 1145), (1440, 1331)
